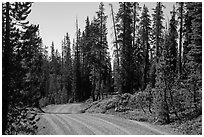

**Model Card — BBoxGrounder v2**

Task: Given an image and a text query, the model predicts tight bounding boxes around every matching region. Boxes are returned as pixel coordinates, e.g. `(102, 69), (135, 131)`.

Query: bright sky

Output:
(26, 2), (175, 56)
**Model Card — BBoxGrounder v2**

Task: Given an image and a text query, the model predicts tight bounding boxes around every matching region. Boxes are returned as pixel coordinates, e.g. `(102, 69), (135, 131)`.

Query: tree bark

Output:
(2, 2), (10, 134)
(110, 4), (119, 67)
(178, 2), (183, 79)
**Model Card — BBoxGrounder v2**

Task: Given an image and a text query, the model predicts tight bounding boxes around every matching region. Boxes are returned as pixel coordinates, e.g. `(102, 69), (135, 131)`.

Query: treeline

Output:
(41, 2), (112, 105)
(111, 2), (202, 124)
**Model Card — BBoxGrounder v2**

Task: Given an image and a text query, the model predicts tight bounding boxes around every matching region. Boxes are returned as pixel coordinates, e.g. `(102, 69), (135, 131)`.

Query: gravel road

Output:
(37, 103), (174, 135)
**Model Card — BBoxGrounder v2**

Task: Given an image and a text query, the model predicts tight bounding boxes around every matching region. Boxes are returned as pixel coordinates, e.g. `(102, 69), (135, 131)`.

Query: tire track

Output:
(53, 114), (77, 134)
(72, 114), (131, 135)
(63, 114), (105, 134)
(90, 113), (164, 135)
(55, 114), (95, 134)
(41, 114), (65, 134)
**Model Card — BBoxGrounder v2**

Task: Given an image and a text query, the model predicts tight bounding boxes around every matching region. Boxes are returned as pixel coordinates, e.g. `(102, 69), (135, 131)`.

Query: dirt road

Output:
(37, 103), (174, 135)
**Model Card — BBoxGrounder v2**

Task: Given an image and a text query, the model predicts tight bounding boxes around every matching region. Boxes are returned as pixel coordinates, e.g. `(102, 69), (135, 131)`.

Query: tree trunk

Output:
(133, 2), (136, 48)
(178, 2), (183, 79)
(167, 81), (179, 119)
(2, 2), (10, 134)
(110, 4), (119, 67)
(163, 84), (170, 124)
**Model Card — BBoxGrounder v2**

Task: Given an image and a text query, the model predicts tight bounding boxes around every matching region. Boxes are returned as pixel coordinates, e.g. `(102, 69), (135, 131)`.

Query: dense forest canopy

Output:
(2, 2), (202, 134)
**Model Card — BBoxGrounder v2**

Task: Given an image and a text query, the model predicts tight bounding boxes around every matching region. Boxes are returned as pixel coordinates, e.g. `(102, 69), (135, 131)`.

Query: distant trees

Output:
(76, 2), (111, 101)
(62, 33), (72, 102)
(72, 19), (82, 102)
(43, 2), (112, 103)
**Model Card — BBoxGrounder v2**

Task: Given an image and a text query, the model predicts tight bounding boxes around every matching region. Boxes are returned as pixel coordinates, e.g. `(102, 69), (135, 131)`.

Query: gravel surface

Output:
(36, 103), (181, 135)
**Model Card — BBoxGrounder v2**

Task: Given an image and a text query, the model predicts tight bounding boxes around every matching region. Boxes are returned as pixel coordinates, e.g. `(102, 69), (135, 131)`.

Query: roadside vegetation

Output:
(82, 91), (202, 135)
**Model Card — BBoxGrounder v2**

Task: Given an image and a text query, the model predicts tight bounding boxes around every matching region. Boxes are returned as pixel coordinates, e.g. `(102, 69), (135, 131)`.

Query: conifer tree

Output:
(177, 2), (184, 79)
(73, 18), (82, 102)
(184, 2), (202, 111)
(63, 33), (72, 102)
(116, 2), (134, 94)
(81, 17), (92, 100)
(2, 2), (43, 134)
(139, 5), (151, 90)
(151, 2), (165, 88)
(152, 2), (165, 60)
(152, 2), (171, 124)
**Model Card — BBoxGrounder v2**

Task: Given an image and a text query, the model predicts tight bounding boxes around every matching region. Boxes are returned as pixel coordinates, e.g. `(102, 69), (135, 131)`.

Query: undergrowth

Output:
(83, 92), (202, 135)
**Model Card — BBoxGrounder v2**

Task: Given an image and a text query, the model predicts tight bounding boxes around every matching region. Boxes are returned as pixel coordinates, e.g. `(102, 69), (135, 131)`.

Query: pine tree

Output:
(41, 45), (50, 101)
(177, 2), (184, 79)
(2, 2), (10, 133)
(152, 2), (165, 60)
(152, 2), (171, 124)
(2, 2), (43, 134)
(132, 2), (141, 48)
(63, 33), (72, 102)
(109, 4), (122, 93)
(139, 4), (151, 90)
(72, 18), (82, 102)
(81, 17), (92, 100)
(116, 2), (134, 94)
(183, 3), (192, 75)
(96, 2), (110, 99)
(154, 30), (171, 124)
(21, 24), (44, 108)
(168, 5), (178, 73)
(151, 2), (165, 88)
(48, 42), (57, 104)
(184, 2), (202, 111)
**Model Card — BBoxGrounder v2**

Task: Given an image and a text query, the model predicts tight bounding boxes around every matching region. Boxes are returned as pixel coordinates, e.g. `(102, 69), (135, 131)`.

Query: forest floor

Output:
(82, 94), (202, 135)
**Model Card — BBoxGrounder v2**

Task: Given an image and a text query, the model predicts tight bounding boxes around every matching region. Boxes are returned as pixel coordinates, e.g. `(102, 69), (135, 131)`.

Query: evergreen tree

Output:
(2, 2), (42, 134)
(96, 2), (110, 99)
(152, 2), (165, 59)
(168, 5), (178, 73)
(184, 2), (202, 111)
(177, 2), (184, 79)
(63, 33), (72, 102)
(151, 2), (165, 88)
(72, 18), (82, 102)
(116, 2), (134, 94)
(109, 3), (121, 93)
(41, 45), (50, 101)
(152, 2), (171, 124)
(139, 4), (151, 90)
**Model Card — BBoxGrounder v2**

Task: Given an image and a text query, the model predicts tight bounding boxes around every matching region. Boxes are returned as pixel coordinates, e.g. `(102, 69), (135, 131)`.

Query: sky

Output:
(26, 2), (175, 57)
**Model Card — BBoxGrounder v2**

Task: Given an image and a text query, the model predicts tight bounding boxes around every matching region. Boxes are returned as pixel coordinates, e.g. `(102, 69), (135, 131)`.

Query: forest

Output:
(2, 2), (202, 134)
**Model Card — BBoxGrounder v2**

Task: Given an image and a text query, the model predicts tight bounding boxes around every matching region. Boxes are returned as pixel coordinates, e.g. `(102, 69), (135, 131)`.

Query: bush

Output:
(39, 97), (47, 108)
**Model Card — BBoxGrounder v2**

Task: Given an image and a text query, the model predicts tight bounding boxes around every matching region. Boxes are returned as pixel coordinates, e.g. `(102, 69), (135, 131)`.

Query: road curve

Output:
(37, 103), (172, 135)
